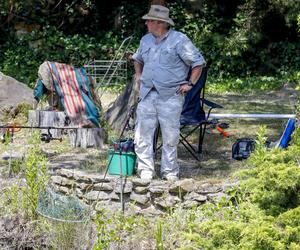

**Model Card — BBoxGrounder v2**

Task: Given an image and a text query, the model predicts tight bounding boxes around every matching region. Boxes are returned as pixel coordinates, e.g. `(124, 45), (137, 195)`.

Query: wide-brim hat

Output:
(142, 5), (174, 26)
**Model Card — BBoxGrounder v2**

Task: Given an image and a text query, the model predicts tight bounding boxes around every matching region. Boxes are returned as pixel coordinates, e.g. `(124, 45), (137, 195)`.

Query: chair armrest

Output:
(202, 99), (223, 109)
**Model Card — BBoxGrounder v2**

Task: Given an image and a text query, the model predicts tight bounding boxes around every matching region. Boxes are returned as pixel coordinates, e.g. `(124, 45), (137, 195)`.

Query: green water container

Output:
(107, 149), (136, 176)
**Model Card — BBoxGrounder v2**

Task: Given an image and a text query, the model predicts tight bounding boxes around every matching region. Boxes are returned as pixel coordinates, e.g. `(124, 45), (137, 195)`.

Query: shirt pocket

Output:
(159, 47), (179, 67)
(141, 47), (151, 63)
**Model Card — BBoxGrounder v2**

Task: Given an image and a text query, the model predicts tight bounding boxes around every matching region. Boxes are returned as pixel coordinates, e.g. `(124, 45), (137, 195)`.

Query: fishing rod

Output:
(0, 124), (81, 130)
(0, 125), (81, 129)
(0, 123), (85, 143)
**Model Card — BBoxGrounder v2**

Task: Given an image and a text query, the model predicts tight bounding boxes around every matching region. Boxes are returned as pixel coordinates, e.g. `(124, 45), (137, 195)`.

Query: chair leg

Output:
(157, 124), (203, 161)
(198, 124), (207, 153)
(179, 125), (205, 161)
(179, 133), (197, 153)
(180, 130), (201, 161)
(180, 138), (200, 161)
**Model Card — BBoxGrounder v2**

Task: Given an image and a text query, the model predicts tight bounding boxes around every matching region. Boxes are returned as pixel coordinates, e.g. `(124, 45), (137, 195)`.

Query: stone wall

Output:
(50, 169), (239, 216)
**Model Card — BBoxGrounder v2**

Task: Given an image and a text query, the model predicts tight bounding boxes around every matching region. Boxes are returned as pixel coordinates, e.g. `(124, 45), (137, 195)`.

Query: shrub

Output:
(179, 125), (300, 249)
(0, 26), (104, 87)
(238, 126), (300, 216)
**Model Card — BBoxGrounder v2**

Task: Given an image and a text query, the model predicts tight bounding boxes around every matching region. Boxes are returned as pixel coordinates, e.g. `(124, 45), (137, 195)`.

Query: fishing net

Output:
(37, 186), (90, 223)
(37, 187), (95, 249)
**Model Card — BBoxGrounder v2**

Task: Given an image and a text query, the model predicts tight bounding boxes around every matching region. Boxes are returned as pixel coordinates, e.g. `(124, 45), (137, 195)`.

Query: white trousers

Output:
(134, 90), (184, 178)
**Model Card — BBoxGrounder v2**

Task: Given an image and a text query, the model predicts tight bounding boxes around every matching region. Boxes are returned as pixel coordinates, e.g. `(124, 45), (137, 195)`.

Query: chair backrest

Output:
(180, 66), (208, 125)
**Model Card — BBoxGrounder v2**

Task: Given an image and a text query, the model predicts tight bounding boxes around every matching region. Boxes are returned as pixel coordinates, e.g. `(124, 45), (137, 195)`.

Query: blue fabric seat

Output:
(180, 67), (208, 126)
(179, 66), (223, 160)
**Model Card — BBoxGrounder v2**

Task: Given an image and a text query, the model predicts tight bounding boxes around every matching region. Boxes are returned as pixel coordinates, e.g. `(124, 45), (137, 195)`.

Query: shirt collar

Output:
(151, 28), (172, 42)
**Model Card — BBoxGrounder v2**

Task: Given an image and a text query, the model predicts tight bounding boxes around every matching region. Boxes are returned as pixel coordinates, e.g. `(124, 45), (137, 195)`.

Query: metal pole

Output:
(209, 114), (296, 119)
(119, 150), (125, 213)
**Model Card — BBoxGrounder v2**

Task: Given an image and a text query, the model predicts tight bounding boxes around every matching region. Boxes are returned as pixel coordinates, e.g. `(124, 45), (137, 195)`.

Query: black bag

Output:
(232, 138), (255, 160)
(113, 138), (135, 153)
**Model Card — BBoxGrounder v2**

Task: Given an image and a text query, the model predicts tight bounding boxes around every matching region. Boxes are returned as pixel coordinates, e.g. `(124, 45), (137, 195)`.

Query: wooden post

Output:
(68, 127), (106, 148)
(28, 110), (105, 148)
(28, 110), (65, 138)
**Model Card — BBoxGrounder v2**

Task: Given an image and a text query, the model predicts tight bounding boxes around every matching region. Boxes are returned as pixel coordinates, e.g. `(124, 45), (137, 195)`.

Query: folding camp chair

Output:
(154, 66), (223, 161)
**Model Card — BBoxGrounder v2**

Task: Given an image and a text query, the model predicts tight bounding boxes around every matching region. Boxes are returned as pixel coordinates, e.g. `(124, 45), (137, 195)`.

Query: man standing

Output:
(132, 5), (206, 181)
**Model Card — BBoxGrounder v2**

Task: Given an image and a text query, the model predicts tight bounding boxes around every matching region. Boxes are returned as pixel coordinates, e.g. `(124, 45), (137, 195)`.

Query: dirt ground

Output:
(177, 89), (298, 181)
(0, 89), (298, 180)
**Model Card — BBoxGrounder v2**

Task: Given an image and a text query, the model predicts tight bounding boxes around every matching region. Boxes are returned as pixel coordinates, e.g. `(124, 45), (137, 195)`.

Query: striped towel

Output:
(36, 61), (100, 127)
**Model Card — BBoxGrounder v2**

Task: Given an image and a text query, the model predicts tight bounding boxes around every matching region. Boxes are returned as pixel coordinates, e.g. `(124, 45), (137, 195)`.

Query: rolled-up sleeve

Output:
(132, 44), (144, 65)
(177, 36), (206, 68)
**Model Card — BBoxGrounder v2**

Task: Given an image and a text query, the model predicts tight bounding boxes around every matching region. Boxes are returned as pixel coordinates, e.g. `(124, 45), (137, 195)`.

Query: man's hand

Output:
(178, 83), (193, 94)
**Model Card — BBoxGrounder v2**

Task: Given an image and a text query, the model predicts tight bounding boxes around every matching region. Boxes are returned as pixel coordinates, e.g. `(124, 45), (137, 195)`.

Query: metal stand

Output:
(8, 130), (14, 178)
(99, 105), (136, 213)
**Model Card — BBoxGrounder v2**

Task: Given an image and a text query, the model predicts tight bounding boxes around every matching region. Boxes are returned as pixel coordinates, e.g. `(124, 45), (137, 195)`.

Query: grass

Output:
(206, 75), (296, 93)
(171, 89), (298, 182)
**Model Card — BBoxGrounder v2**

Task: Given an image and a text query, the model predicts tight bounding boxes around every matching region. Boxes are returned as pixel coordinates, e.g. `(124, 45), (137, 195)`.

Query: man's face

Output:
(145, 19), (159, 33)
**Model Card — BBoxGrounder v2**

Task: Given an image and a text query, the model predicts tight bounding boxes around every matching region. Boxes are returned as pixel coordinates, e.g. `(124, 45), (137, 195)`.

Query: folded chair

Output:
(154, 66), (223, 161)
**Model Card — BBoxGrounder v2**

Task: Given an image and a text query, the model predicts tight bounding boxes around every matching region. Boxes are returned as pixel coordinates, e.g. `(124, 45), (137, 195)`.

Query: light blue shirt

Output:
(132, 29), (206, 100)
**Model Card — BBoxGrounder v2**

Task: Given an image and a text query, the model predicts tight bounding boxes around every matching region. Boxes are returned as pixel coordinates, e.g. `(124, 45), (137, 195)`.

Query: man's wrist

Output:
(187, 79), (195, 87)
(135, 74), (141, 82)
